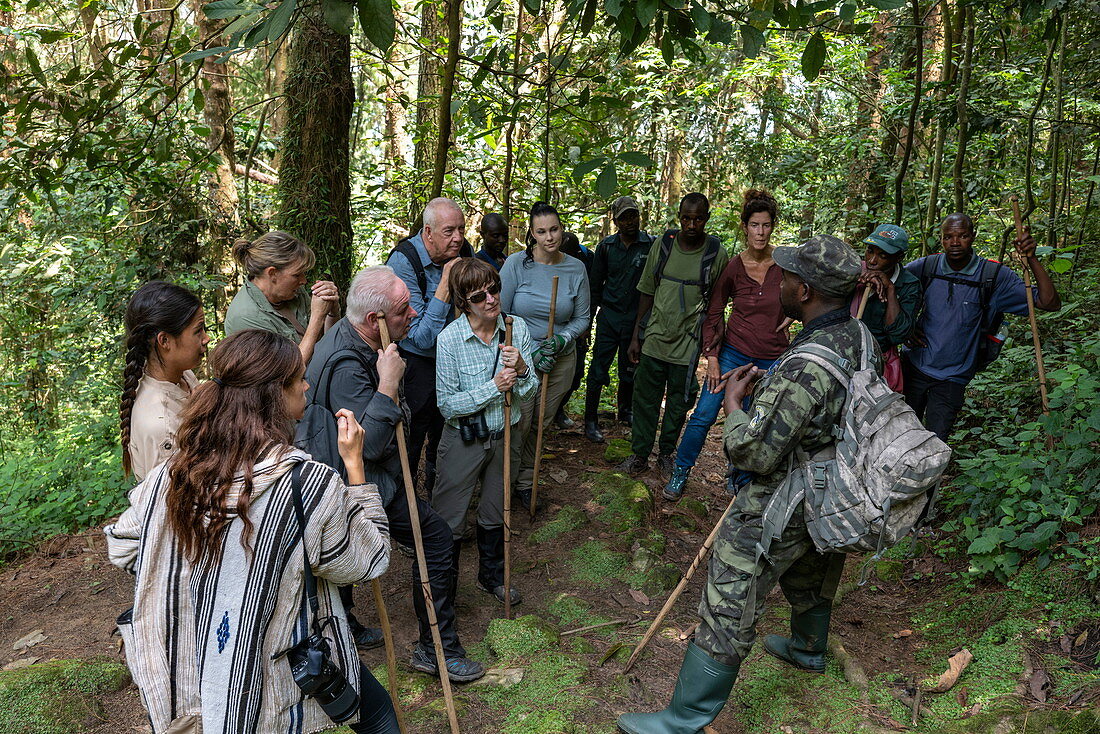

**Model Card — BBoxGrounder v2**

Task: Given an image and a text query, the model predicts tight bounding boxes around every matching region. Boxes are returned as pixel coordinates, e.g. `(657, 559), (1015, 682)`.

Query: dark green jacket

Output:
(859, 266), (922, 350)
(590, 230), (653, 329)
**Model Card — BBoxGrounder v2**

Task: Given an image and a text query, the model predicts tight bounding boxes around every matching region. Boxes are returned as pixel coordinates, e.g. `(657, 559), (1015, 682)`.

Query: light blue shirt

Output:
(500, 252), (591, 349)
(436, 314), (539, 431)
(385, 231), (453, 358)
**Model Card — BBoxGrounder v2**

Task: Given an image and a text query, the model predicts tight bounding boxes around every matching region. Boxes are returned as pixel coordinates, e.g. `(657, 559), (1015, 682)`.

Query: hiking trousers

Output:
(630, 354), (698, 459)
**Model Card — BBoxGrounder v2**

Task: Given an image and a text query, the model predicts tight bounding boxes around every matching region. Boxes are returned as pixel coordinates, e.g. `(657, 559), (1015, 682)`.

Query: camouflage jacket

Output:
(723, 310), (882, 498)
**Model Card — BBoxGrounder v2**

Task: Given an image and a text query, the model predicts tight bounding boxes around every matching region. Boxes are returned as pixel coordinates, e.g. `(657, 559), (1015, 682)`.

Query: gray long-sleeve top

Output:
(300, 318), (409, 505)
(500, 251), (591, 350)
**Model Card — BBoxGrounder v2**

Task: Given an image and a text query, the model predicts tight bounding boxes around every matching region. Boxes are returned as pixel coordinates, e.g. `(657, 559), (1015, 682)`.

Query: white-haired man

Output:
(386, 197), (472, 495)
(297, 265), (484, 682)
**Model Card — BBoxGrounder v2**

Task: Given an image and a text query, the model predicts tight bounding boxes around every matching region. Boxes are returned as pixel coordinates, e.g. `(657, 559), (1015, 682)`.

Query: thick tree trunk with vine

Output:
(277, 7), (354, 292)
(269, 40), (289, 170)
(502, 0), (525, 222)
(661, 131), (684, 210)
(1046, 23), (1066, 247)
(893, 0), (924, 223)
(921, 0), (957, 252)
(429, 0), (462, 203)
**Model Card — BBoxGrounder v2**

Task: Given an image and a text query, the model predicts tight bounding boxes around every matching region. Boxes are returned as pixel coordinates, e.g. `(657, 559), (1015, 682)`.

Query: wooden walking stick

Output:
(623, 497), (737, 673)
(1009, 196), (1052, 422)
(502, 316), (514, 620)
(370, 579), (408, 734)
(855, 286), (871, 320)
(377, 313), (462, 734)
(530, 275), (559, 519)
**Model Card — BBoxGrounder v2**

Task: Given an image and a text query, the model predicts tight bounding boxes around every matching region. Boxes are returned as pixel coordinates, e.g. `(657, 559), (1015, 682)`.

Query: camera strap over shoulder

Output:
(288, 463), (320, 624)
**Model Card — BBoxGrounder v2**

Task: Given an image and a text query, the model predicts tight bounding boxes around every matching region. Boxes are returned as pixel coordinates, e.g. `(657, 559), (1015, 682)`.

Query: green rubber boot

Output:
(763, 603), (831, 673)
(617, 643), (739, 734)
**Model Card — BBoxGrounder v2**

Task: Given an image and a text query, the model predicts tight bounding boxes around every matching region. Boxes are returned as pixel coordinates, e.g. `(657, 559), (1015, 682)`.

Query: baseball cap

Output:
(861, 224), (911, 255)
(772, 235), (862, 298)
(610, 196), (639, 219)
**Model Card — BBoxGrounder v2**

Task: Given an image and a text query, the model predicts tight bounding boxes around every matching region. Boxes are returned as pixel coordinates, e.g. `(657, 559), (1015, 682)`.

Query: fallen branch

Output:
(922, 648), (973, 693)
(828, 638), (869, 694)
(561, 618), (630, 637)
(234, 164), (277, 186)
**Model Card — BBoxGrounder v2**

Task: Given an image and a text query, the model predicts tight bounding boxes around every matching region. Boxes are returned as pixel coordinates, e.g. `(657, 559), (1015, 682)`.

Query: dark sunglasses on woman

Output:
(467, 283), (502, 304)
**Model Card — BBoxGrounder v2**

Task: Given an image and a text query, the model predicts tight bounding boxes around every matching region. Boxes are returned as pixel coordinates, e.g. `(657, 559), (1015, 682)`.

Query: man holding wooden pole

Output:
(297, 266), (484, 683)
(903, 213), (1061, 441)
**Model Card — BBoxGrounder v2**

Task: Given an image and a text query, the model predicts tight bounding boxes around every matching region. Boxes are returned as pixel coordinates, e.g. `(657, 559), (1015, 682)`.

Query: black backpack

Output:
(294, 348), (374, 479)
(387, 237), (475, 298)
(917, 254), (1005, 373)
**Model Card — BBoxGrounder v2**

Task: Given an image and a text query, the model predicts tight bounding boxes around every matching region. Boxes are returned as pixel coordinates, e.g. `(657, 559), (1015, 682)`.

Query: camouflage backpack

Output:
(765, 320), (952, 556)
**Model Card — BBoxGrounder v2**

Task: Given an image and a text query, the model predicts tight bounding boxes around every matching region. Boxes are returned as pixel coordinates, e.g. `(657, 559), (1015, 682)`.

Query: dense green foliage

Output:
(1, 0), (1098, 579)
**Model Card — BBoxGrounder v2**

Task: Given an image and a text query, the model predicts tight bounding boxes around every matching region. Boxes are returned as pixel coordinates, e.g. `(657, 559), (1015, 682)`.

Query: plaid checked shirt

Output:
(436, 313), (540, 432)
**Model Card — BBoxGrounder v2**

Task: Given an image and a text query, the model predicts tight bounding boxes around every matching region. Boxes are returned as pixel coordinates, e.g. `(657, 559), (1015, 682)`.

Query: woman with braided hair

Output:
(120, 281), (209, 481)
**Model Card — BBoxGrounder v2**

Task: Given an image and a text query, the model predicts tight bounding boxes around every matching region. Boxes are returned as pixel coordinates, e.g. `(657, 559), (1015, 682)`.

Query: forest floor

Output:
(2, 410), (1099, 734)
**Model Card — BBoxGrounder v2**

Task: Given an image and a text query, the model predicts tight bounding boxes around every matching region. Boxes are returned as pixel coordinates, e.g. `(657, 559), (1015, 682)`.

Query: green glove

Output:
(532, 343), (558, 373)
(544, 334), (568, 354)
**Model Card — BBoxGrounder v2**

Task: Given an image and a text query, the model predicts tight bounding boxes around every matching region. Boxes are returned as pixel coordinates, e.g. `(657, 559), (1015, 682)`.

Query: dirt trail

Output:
(2, 415), (1089, 733)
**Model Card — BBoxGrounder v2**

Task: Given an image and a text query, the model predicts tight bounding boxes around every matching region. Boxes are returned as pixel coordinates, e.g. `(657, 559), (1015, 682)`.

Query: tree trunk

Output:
(78, 1), (106, 67)
(411, 0), (445, 224)
(192, 0), (240, 258)
(277, 5), (354, 291)
(502, 0), (525, 222)
(1046, 23), (1066, 247)
(844, 12), (890, 240)
(893, 0), (924, 223)
(429, 0), (463, 204)
(921, 0), (957, 252)
(951, 5), (974, 212)
(269, 39), (289, 170)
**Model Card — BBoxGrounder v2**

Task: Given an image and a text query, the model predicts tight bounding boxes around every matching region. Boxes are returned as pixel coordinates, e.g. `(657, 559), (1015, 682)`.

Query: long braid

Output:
(120, 335), (151, 477)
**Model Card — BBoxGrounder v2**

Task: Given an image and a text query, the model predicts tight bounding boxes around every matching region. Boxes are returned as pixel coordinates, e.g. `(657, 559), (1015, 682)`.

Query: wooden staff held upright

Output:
(502, 316), (514, 620)
(1009, 196), (1052, 420)
(530, 275), (559, 519)
(370, 579), (407, 734)
(377, 313), (461, 734)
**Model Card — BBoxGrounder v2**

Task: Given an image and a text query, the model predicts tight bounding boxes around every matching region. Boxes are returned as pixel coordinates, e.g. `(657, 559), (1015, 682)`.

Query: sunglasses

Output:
(467, 283), (501, 304)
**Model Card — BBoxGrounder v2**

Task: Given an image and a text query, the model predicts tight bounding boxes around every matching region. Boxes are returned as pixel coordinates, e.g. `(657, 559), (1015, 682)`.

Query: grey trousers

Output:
(431, 424), (515, 535)
(516, 348), (577, 494)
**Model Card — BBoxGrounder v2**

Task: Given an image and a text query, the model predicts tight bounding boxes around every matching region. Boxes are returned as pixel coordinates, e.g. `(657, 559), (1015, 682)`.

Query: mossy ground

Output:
(589, 471), (652, 534)
(0, 659), (130, 734)
(529, 505), (587, 545)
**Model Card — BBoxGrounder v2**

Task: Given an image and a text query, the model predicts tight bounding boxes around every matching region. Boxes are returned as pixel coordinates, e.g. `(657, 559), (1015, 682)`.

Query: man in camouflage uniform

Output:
(618, 235), (877, 734)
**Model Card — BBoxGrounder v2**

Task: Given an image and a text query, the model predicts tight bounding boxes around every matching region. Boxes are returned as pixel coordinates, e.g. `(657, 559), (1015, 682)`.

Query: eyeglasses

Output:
(467, 283), (501, 304)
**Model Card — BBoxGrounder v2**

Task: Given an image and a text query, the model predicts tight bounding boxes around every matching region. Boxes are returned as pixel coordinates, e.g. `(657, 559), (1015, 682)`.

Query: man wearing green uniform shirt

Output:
(619, 192), (728, 476)
(584, 195), (655, 443)
(616, 235), (873, 734)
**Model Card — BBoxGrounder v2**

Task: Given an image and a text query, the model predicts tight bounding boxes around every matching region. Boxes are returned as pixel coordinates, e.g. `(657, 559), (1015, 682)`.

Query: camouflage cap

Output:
(772, 235), (862, 298)
(862, 223), (911, 255)
(610, 196), (639, 219)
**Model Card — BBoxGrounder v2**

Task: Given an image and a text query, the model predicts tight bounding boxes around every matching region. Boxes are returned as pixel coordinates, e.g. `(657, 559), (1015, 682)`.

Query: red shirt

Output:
(701, 255), (789, 359)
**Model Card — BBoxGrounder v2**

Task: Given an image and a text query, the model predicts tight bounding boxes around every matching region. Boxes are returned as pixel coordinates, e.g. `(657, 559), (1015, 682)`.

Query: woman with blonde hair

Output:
(225, 231), (340, 363)
(106, 329), (399, 733)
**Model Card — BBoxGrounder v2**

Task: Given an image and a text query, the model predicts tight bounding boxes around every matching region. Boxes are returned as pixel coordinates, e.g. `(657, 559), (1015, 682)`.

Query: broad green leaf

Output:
(596, 163), (618, 198)
(264, 0), (297, 41)
(24, 48), (46, 85)
(740, 24), (764, 58)
(181, 45), (235, 62)
(801, 32), (826, 81)
(523, 0), (541, 13)
(580, 0), (599, 33)
(706, 18), (733, 44)
(358, 0), (396, 51)
(572, 156), (607, 182)
(322, 0), (355, 34)
(1050, 258), (1072, 274)
(636, 0), (660, 28)
(839, 2), (857, 21)
(690, 1), (711, 33)
(660, 27), (675, 64)
(203, 0), (257, 20)
(604, 0), (623, 19)
(618, 151), (655, 167)
(867, 0), (906, 9)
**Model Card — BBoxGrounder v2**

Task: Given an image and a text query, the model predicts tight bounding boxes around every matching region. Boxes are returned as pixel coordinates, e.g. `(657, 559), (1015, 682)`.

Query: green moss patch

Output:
(590, 472), (652, 533)
(0, 658), (131, 734)
(569, 540), (629, 586)
(732, 654), (867, 732)
(603, 438), (633, 464)
(529, 505), (587, 545)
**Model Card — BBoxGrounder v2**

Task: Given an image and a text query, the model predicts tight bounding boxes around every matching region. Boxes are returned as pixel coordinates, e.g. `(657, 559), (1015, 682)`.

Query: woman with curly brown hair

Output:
(662, 189), (791, 502)
(119, 281), (209, 481)
(106, 329), (399, 734)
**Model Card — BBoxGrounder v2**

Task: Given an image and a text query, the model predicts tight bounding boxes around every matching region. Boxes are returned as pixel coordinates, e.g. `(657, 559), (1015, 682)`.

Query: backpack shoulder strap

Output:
(787, 344), (853, 386)
(652, 232), (676, 289)
(312, 348), (373, 412)
(389, 239), (426, 296)
(918, 254), (937, 290)
(699, 236), (722, 300)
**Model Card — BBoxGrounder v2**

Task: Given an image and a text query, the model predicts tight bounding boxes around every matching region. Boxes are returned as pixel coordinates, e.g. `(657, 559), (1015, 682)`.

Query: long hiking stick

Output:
(1009, 196), (1052, 423)
(530, 275), (559, 519)
(503, 316), (514, 620)
(377, 314), (461, 734)
(855, 286), (871, 320)
(370, 579), (408, 734)
(623, 497), (737, 673)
